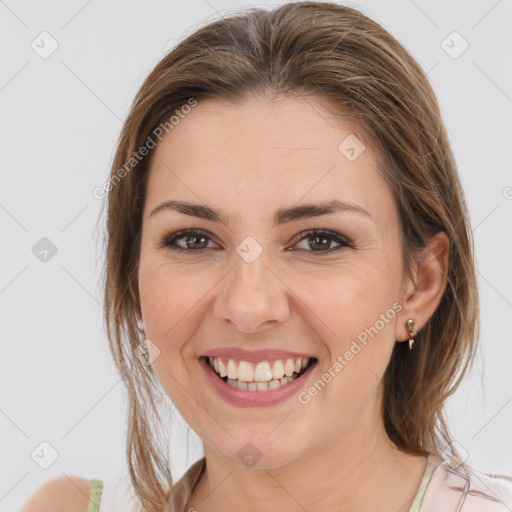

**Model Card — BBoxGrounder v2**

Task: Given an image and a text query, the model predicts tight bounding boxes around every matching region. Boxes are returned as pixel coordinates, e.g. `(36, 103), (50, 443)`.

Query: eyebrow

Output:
(149, 199), (372, 226)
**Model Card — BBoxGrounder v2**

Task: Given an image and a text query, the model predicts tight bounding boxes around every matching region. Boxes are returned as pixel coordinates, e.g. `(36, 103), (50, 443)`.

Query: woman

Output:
(22, 2), (512, 512)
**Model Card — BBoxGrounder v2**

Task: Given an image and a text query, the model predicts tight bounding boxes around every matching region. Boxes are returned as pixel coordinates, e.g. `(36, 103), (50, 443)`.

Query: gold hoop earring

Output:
(405, 318), (418, 350)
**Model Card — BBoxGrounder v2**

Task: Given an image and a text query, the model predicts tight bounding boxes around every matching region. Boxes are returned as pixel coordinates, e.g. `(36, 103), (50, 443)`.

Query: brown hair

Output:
(99, 2), (479, 511)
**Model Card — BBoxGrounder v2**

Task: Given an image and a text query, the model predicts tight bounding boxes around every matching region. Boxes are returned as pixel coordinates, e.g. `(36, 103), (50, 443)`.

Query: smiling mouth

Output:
(201, 355), (318, 391)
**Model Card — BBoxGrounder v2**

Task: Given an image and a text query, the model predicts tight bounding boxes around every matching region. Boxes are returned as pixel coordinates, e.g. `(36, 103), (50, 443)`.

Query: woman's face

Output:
(138, 94), (413, 468)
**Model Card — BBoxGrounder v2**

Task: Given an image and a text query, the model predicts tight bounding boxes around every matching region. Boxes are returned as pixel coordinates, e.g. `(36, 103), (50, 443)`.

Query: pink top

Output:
(88, 454), (512, 511)
(419, 456), (512, 511)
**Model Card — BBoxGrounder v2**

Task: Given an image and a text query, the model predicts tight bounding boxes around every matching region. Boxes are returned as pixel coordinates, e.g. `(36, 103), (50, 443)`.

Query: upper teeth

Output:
(208, 356), (310, 382)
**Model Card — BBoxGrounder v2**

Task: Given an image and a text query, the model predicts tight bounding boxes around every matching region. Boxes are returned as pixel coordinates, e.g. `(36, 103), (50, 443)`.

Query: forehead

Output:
(152, 93), (368, 163)
(144, 94), (395, 224)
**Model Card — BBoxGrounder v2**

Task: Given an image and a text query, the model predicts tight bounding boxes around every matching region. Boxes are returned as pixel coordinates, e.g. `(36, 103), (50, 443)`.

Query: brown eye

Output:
(159, 229), (217, 251)
(293, 230), (352, 254)
(181, 233), (209, 250)
(158, 228), (352, 255)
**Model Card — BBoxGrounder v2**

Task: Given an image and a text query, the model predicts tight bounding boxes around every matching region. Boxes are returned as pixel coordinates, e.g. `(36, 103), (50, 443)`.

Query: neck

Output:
(187, 408), (427, 512)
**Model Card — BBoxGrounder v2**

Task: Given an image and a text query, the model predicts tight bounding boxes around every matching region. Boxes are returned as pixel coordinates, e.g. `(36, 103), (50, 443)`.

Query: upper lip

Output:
(201, 347), (317, 362)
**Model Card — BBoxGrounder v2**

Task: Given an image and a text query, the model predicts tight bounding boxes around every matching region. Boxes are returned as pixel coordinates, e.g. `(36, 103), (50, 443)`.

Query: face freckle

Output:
(137, 94), (409, 467)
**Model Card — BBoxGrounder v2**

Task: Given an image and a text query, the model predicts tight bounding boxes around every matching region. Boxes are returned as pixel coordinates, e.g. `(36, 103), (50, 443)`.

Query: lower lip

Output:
(198, 356), (317, 407)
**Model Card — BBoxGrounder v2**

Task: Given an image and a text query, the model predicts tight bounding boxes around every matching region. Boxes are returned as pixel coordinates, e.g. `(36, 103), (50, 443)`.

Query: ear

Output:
(396, 231), (450, 342)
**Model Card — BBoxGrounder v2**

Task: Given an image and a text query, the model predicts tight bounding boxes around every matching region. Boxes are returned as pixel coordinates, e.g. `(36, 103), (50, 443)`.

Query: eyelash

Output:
(158, 228), (353, 255)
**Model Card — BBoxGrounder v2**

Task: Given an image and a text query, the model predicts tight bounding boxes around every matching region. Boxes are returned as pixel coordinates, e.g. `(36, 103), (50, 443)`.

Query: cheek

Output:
(138, 257), (217, 359)
(297, 260), (397, 331)
(291, 260), (401, 389)
(138, 261), (204, 408)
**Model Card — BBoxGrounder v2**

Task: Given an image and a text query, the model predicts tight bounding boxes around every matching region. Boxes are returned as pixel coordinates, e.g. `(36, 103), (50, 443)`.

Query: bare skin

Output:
(137, 94), (449, 512)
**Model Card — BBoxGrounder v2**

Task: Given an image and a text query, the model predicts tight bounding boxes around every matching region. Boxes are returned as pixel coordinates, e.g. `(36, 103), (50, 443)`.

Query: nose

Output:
(213, 249), (290, 333)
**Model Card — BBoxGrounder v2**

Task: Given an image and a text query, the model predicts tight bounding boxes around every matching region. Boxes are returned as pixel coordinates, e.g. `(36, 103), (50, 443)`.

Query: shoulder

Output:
(21, 475), (94, 512)
(421, 457), (512, 511)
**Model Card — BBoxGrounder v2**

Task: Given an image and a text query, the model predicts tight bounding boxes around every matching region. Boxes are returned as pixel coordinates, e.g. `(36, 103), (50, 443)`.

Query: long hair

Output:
(98, 3), (479, 511)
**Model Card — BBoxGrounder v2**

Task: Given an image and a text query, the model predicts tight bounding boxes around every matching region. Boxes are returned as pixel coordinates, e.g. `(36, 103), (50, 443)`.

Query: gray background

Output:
(1, 1), (511, 510)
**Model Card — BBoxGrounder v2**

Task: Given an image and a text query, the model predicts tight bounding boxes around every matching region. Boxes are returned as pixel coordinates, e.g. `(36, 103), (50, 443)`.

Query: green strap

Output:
(408, 456), (438, 512)
(88, 480), (103, 512)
